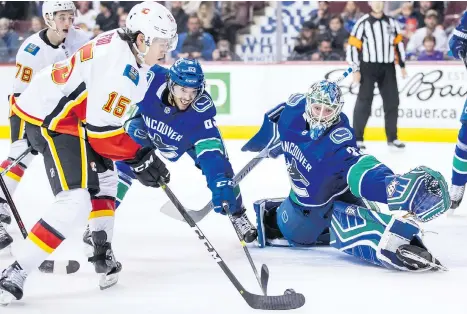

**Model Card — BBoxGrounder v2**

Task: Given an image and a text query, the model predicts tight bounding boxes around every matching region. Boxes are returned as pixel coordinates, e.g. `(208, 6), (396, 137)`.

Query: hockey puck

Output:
(284, 289), (296, 295)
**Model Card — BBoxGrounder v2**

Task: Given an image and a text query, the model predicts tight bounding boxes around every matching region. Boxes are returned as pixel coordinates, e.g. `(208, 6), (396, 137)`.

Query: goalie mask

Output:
(304, 80), (344, 140)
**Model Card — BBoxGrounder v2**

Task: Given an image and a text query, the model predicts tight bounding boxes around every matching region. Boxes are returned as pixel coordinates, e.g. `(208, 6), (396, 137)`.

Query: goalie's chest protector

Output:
(278, 102), (352, 208)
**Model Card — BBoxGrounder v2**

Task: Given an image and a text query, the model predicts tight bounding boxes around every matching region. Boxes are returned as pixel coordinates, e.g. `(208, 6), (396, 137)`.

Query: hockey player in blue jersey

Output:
(114, 58), (257, 242)
(243, 80), (451, 271)
(447, 11), (467, 209)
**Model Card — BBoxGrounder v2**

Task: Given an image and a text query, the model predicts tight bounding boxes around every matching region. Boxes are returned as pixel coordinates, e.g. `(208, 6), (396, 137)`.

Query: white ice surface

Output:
(0, 140), (466, 314)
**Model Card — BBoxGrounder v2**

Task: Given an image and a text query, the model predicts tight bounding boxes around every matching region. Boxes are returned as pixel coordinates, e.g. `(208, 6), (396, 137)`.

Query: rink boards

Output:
(0, 61), (464, 142)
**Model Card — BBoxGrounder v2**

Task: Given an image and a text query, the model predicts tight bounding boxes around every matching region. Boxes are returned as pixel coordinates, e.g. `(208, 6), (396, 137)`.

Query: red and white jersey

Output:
(12, 29), (149, 161)
(13, 27), (89, 96)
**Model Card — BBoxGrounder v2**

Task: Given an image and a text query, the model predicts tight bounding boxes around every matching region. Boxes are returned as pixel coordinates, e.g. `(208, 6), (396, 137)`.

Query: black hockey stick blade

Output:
(38, 260), (80, 274)
(260, 264), (269, 295)
(243, 290), (306, 310)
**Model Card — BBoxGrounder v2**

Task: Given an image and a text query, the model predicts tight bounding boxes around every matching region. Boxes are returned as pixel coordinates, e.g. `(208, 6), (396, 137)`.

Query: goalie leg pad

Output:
(254, 198), (288, 248)
(330, 201), (438, 271)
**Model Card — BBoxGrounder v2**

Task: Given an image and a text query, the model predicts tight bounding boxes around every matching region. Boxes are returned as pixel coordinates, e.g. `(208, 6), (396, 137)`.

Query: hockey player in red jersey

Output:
(0, 2), (177, 304)
(0, 1), (90, 249)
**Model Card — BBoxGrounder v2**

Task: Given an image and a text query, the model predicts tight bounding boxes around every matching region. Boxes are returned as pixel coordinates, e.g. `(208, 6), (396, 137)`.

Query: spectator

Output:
(413, 1), (445, 28)
(0, 18), (19, 62)
(308, 1), (330, 35)
(23, 16), (44, 38)
(396, 2), (418, 39)
(183, 1), (202, 15)
(27, 1), (42, 19)
(119, 12), (128, 28)
(212, 39), (242, 61)
(311, 39), (342, 61)
(30, 16), (44, 33)
(320, 15), (349, 55)
(221, 2), (251, 49)
(0, 2), (28, 21)
(417, 35), (444, 61)
(172, 15), (216, 61)
(288, 21), (317, 60)
(94, 1), (118, 35)
(341, 1), (364, 33)
(75, 1), (98, 31)
(117, 2), (139, 15)
(406, 10), (447, 55)
(197, 2), (223, 43)
(171, 1), (188, 34)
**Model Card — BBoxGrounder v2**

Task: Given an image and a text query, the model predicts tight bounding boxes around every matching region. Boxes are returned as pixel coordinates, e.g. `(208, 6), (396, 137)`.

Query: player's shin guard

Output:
(385, 166), (451, 222)
(330, 201), (442, 271)
(0, 139), (34, 201)
(3, 188), (90, 298)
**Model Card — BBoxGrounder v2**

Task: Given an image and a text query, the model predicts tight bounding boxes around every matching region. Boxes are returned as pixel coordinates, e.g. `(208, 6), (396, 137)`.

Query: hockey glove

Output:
(385, 166), (450, 222)
(125, 146), (170, 188)
(210, 177), (236, 214)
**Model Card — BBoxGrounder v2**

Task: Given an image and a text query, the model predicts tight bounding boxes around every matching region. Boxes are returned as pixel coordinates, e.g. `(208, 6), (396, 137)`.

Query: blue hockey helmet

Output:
(304, 80), (344, 139)
(168, 58), (205, 92)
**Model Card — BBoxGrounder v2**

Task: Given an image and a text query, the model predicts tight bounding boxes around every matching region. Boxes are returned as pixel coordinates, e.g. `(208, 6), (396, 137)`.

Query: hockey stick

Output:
(0, 147), (80, 275)
(0, 147), (33, 179)
(222, 202), (269, 296)
(159, 180), (305, 310)
(160, 138), (281, 223)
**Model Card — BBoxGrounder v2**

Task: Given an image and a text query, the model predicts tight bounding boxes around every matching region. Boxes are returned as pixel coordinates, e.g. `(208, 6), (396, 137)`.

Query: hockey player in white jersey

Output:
(0, 2), (177, 304)
(0, 1), (89, 248)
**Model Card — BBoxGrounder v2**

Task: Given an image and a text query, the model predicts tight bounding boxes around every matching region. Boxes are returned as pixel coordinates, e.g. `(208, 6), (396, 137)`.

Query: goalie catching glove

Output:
(124, 147), (170, 187)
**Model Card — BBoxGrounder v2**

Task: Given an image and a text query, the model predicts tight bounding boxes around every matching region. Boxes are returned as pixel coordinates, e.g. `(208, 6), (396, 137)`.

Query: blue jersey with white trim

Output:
(128, 64), (233, 187)
(278, 93), (363, 207)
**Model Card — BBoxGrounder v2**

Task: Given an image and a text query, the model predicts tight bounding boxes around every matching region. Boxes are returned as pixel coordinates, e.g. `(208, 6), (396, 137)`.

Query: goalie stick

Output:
(159, 180), (305, 310)
(160, 65), (357, 224)
(0, 146), (80, 275)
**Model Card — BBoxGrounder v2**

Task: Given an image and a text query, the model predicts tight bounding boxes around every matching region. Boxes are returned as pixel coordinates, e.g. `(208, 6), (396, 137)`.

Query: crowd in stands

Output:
(0, 1), (464, 63)
(289, 1), (466, 61)
(0, 1), (266, 63)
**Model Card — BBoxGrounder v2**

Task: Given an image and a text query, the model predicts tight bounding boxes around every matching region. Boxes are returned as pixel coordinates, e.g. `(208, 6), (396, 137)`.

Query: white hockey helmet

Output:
(42, 1), (76, 30)
(125, 2), (178, 61)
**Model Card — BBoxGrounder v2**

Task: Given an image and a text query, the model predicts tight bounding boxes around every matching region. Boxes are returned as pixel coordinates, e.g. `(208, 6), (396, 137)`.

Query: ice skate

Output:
(0, 261), (27, 305)
(232, 212), (258, 243)
(87, 231), (122, 290)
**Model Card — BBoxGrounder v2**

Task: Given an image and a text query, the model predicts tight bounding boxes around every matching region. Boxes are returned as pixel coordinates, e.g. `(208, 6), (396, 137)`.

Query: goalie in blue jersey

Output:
(243, 80), (451, 271)
(109, 58), (257, 242)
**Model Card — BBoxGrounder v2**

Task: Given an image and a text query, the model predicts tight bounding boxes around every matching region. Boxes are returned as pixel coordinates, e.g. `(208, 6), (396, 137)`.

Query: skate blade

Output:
(99, 273), (119, 290)
(400, 250), (448, 271)
(0, 290), (14, 306)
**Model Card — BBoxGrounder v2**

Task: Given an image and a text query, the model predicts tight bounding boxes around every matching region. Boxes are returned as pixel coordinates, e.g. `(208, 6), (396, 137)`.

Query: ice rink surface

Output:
(0, 140), (466, 314)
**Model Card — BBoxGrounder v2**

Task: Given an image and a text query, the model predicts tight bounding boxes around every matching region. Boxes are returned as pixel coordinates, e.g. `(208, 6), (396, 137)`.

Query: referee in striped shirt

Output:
(347, 1), (407, 150)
